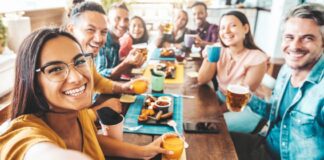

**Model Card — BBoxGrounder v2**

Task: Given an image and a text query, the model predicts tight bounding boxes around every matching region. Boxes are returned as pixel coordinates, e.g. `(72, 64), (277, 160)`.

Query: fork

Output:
(123, 125), (143, 131)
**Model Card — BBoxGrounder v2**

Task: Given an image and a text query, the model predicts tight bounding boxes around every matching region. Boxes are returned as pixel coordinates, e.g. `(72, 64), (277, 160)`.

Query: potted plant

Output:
(0, 16), (7, 55)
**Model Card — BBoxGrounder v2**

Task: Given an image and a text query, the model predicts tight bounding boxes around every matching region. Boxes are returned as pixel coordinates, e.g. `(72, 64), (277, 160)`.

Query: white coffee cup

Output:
(108, 115), (124, 141)
(99, 115), (124, 141)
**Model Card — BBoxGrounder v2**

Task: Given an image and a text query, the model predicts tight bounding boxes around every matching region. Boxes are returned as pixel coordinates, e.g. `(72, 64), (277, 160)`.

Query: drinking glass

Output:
(163, 22), (173, 34)
(162, 133), (184, 160)
(131, 80), (148, 94)
(175, 50), (185, 63)
(226, 84), (250, 112)
(206, 45), (221, 62)
(151, 70), (166, 93)
(184, 34), (196, 49)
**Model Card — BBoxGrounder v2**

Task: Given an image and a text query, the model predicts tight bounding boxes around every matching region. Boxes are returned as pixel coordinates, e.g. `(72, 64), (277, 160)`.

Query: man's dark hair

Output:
(72, 0), (85, 5)
(191, 1), (207, 10)
(70, 1), (106, 19)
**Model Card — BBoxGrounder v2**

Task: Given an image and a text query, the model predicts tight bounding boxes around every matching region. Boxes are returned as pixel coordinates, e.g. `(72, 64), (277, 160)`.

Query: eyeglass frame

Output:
(35, 53), (93, 82)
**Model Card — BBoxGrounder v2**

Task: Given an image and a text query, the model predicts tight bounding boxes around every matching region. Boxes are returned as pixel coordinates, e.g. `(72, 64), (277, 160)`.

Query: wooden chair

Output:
(0, 93), (11, 125)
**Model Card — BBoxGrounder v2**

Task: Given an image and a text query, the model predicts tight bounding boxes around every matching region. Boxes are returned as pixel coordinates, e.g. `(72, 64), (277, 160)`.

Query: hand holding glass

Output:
(130, 79), (148, 94)
(226, 84), (250, 112)
(162, 133), (184, 160)
(206, 45), (221, 62)
(163, 22), (173, 34)
(184, 34), (196, 49)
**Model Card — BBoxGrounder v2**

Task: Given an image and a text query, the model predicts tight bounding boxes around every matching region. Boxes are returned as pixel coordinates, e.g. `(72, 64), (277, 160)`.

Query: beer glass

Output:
(132, 43), (148, 57)
(226, 84), (250, 112)
(163, 22), (173, 34)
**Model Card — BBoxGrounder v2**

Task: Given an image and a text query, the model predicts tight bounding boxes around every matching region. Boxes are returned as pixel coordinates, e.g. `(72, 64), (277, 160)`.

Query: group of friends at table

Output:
(0, 0), (323, 160)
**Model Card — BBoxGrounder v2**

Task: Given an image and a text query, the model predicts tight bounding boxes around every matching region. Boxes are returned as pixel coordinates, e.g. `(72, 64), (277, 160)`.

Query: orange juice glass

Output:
(162, 134), (184, 160)
(131, 80), (147, 94)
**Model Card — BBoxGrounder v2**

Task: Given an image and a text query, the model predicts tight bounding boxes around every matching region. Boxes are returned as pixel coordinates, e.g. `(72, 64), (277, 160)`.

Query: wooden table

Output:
(105, 59), (238, 160)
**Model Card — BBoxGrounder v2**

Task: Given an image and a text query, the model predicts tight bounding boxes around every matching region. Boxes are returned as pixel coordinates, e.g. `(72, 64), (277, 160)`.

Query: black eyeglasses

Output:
(35, 53), (93, 82)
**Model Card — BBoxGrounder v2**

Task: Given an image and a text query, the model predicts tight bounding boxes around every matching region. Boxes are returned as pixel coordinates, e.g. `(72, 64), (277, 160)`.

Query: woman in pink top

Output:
(119, 16), (149, 61)
(198, 11), (268, 133)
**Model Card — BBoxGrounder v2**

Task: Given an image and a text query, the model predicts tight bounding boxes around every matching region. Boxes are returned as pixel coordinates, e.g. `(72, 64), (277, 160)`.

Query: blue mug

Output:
(206, 45), (221, 62)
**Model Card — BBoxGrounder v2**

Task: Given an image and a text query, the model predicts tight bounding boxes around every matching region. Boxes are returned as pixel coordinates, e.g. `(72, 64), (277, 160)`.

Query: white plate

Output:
(120, 94), (137, 103)
(186, 71), (199, 78)
(131, 68), (145, 75)
(189, 53), (201, 58)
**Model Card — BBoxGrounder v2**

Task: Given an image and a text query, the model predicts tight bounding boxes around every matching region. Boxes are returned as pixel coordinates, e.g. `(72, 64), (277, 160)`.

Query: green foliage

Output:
(101, 0), (122, 11)
(0, 16), (7, 47)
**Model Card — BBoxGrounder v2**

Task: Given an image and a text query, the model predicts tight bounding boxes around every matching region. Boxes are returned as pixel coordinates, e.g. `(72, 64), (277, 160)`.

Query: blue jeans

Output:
(217, 90), (262, 133)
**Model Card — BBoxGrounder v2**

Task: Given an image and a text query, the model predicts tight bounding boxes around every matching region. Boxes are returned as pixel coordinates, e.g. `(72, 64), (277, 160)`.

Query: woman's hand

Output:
(141, 134), (174, 160)
(124, 48), (146, 67)
(121, 77), (149, 94)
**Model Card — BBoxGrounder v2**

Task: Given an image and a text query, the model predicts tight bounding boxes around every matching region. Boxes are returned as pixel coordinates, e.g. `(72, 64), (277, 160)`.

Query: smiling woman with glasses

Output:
(35, 53), (93, 82)
(0, 28), (173, 160)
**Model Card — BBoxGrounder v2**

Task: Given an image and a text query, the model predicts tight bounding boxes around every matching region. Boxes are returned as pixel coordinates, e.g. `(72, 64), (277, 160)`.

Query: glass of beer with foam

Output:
(226, 84), (250, 112)
(163, 22), (173, 35)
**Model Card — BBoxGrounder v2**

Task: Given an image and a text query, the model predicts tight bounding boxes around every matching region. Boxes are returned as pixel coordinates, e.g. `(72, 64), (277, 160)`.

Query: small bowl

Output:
(154, 100), (170, 113)
(158, 96), (172, 103)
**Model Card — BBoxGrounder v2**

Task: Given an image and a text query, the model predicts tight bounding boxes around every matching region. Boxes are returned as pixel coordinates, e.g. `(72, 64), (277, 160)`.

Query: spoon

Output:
(167, 120), (189, 148)
(123, 125), (143, 131)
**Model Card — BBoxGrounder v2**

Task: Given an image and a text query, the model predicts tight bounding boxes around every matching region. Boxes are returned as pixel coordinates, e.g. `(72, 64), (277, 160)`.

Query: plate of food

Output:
(138, 94), (174, 125)
(160, 48), (175, 57)
(154, 61), (176, 79)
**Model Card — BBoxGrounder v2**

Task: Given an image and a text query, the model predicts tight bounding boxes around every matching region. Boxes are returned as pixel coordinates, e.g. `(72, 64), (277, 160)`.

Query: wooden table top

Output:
(107, 59), (238, 160)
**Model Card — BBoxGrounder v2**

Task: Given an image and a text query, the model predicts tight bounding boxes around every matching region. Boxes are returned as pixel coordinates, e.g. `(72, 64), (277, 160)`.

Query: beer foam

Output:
(227, 85), (249, 94)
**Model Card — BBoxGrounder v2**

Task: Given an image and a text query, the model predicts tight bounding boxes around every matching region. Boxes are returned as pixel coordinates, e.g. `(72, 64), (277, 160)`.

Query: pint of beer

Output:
(132, 43), (148, 58)
(226, 84), (250, 112)
(163, 22), (173, 34)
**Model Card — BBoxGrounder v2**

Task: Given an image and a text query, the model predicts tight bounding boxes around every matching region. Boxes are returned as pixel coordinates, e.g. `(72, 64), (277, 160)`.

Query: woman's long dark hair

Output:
(219, 11), (262, 51)
(130, 16), (149, 44)
(11, 28), (83, 118)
